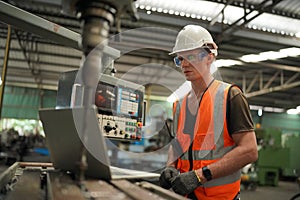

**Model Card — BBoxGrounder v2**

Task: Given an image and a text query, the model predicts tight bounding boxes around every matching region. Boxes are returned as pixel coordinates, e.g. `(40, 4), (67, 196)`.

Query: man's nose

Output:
(181, 59), (190, 67)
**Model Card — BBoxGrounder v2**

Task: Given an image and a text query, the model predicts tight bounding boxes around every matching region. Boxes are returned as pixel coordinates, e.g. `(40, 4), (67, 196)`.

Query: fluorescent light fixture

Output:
(240, 47), (300, 63)
(258, 108), (263, 117)
(259, 51), (286, 60)
(214, 59), (243, 67)
(240, 54), (265, 62)
(287, 108), (299, 115)
(167, 81), (191, 102)
(280, 47), (300, 57)
(286, 105), (300, 115)
(250, 105), (284, 113)
(250, 105), (262, 110)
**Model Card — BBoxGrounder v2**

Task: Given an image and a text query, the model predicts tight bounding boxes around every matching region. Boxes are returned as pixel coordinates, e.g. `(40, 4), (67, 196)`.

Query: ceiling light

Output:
(258, 108), (263, 117)
(250, 105), (262, 110)
(140, 5), (145, 9)
(169, 10), (174, 14)
(157, 7), (163, 12)
(286, 105), (300, 115)
(249, 105), (284, 113)
(240, 47), (300, 63)
(280, 47), (300, 57)
(296, 32), (300, 38)
(214, 59), (243, 67)
(287, 108), (299, 115)
(240, 54), (265, 62)
(259, 51), (286, 60)
(145, 5), (151, 10)
(146, 10), (151, 14)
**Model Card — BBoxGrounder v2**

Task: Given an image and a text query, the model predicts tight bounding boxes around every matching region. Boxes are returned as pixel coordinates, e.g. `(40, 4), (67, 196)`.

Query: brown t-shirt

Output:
(227, 86), (254, 135)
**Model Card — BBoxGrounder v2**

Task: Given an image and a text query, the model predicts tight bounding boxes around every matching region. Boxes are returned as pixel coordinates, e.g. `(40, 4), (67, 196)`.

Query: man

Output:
(159, 25), (258, 200)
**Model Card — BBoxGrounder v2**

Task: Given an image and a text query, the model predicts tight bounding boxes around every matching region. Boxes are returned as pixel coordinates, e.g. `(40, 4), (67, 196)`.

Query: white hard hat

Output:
(170, 25), (218, 56)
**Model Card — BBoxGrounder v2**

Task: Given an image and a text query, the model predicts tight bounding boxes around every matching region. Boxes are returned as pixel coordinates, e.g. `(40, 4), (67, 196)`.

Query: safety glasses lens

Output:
(174, 57), (182, 67)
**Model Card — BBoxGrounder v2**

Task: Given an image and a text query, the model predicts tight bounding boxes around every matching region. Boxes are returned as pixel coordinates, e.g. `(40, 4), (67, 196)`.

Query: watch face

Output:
(203, 166), (212, 181)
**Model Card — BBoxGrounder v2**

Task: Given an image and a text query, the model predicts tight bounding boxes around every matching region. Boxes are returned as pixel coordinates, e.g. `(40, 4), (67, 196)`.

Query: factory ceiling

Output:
(0, 0), (300, 112)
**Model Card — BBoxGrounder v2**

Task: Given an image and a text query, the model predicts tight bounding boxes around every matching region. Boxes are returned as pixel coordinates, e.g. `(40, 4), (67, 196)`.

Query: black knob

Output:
(104, 125), (113, 133)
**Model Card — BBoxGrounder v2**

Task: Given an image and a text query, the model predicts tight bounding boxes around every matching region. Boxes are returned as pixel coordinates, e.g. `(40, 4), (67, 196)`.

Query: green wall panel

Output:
(1, 86), (56, 119)
(251, 111), (300, 134)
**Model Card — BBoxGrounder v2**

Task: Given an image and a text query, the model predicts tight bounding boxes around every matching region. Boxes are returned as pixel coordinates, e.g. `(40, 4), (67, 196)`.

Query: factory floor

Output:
(241, 181), (299, 200)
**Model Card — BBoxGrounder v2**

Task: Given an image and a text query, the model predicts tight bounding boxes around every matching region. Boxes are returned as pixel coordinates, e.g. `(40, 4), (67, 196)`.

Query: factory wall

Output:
(1, 86), (56, 119)
(251, 111), (300, 135)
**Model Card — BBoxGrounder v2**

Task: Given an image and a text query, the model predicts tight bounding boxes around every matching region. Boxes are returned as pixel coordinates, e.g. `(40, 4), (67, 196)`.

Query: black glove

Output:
(171, 171), (202, 195)
(159, 166), (179, 189)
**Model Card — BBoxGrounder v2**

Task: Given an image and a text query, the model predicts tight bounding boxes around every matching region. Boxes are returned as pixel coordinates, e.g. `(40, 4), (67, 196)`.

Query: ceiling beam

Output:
(246, 79), (300, 98)
(0, 1), (80, 50)
(258, 62), (300, 73)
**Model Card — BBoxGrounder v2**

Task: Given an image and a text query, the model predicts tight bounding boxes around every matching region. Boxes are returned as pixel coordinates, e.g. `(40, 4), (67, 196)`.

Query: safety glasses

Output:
(173, 49), (210, 67)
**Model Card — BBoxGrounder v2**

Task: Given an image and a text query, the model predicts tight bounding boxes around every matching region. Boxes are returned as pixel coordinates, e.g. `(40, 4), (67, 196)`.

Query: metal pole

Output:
(0, 25), (12, 119)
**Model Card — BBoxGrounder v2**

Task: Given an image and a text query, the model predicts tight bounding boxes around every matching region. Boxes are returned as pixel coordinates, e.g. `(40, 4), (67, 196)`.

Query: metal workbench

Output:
(0, 162), (186, 200)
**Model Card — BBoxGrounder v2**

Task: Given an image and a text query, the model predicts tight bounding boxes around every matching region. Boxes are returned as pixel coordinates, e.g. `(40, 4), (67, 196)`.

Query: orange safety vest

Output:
(174, 80), (241, 200)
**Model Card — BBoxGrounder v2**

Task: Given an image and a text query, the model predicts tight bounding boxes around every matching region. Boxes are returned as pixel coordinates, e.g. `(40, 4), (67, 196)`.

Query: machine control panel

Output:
(98, 114), (142, 140)
(94, 74), (144, 141)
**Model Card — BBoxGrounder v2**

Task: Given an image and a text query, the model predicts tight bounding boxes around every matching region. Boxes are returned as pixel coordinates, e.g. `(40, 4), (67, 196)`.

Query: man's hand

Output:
(159, 166), (179, 189)
(171, 171), (202, 195)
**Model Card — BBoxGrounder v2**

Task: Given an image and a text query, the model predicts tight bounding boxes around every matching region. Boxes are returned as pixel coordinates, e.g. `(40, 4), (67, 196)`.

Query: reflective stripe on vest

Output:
(175, 80), (241, 188)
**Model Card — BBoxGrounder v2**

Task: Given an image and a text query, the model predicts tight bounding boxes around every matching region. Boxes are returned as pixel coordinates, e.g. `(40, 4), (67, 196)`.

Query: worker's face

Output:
(175, 48), (213, 81)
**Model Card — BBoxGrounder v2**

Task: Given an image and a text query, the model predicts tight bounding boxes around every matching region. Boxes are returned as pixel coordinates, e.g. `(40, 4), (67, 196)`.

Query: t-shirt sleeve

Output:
(227, 86), (254, 135)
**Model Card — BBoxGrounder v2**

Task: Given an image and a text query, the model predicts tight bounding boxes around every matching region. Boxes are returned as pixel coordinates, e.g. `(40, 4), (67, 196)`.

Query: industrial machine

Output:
(256, 128), (300, 186)
(0, 162), (184, 200)
(56, 69), (145, 141)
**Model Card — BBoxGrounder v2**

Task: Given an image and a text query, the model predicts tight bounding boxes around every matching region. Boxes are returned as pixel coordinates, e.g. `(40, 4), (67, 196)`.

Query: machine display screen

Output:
(95, 82), (116, 112)
(95, 78), (144, 120)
